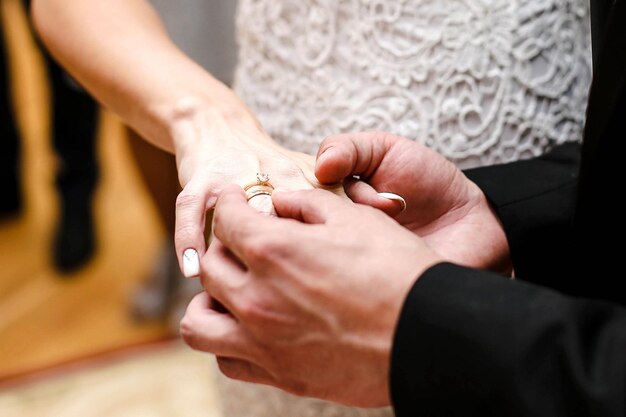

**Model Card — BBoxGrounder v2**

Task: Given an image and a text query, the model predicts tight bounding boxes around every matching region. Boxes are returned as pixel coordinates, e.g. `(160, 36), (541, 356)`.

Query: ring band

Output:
(246, 189), (273, 202)
(244, 173), (274, 201)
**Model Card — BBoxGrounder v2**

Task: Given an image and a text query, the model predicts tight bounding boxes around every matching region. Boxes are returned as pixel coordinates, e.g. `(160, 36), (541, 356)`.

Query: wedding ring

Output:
(246, 189), (273, 202)
(378, 192), (407, 213)
(243, 173), (275, 201)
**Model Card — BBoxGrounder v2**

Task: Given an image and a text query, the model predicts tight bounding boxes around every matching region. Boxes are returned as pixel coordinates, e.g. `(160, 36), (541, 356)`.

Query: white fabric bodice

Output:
(234, 0), (592, 169)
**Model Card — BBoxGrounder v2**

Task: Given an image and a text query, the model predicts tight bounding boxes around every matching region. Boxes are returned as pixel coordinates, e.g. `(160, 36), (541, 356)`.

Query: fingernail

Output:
(378, 192), (407, 212)
(182, 248), (200, 278)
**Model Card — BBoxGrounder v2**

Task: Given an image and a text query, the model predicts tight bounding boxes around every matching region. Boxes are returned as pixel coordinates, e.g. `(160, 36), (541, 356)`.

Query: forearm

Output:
(32, 0), (263, 155)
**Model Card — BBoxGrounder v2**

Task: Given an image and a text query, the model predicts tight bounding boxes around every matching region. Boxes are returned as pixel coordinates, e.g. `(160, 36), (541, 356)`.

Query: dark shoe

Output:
(0, 179), (22, 219)
(53, 200), (95, 273)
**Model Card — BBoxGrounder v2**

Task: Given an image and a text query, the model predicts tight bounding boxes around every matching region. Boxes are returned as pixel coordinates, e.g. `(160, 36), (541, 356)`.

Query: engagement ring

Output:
(244, 173), (274, 202)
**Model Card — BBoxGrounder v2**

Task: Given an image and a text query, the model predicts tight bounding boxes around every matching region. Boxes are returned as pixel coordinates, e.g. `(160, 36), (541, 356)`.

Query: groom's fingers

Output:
(180, 292), (261, 361)
(201, 239), (249, 317)
(343, 179), (405, 217)
(212, 185), (280, 262)
(272, 189), (355, 224)
(315, 132), (394, 184)
(216, 357), (276, 387)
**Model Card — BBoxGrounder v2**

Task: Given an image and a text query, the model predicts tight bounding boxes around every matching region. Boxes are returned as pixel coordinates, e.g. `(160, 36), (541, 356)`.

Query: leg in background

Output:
(127, 129), (200, 325)
(0, 17), (22, 218)
(46, 53), (100, 272)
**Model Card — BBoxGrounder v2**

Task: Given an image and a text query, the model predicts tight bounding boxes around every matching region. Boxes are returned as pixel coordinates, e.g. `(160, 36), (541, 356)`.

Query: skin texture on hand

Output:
(181, 186), (442, 407)
(171, 109), (345, 276)
(315, 132), (512, 275)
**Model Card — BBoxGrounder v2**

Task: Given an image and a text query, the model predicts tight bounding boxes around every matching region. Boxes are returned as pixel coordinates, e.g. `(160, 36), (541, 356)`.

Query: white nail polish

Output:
(182, 248), (200, 278)
(378, 192), (407, 212)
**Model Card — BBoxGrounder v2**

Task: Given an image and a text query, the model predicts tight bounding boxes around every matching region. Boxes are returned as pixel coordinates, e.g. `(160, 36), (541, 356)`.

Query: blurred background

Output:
(0, 0), (236, 415)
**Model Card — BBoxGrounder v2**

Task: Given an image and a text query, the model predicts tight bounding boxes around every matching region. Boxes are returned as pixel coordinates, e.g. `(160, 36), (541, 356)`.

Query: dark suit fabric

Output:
(390, 1), (626, 416)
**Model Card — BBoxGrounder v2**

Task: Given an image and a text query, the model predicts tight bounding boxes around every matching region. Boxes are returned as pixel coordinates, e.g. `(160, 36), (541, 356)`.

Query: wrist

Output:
(155, 96), (283, 187)
(164, 97), (262, 154)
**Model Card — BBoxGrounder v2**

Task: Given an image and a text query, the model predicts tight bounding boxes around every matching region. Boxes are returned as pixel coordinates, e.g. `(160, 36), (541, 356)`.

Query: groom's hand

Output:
(181, 186), (441, 407)
(315, 132), (511, 274)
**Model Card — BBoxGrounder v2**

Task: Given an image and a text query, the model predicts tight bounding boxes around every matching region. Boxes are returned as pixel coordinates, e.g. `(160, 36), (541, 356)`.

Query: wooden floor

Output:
(0, 0), (172, 381)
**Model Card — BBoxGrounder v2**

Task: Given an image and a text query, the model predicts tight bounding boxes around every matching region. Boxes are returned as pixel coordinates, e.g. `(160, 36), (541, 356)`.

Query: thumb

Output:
(315, 132), (394, 184)
(272, 189), (355, 224)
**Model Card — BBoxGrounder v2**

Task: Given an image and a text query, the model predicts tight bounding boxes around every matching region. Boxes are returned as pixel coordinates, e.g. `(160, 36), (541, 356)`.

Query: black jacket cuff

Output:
(463, 143), (580, 290)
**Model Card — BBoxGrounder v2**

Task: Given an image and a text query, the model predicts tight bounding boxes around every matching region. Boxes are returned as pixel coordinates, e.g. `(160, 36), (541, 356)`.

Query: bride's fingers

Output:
(247, 194), (277, 216)
(175, 180), (215, 278)
(344, 179), (406, 217)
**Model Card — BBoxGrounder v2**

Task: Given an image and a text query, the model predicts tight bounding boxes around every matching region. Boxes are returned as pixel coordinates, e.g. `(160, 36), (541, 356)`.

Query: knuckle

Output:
(243, 241), (266, 265)
(235, 296), (261, 324)
(217, 358), (245, 380)
(246, 234), (290, 267)
(176, 192), (203, 211)
(235, 293), (272, 327)
(175, 224), (198, 243)
(179, 315), (201, 350)
(273, 159), (302, 179)
(211, 208), (226, 229)
(242, 235), (278, 264)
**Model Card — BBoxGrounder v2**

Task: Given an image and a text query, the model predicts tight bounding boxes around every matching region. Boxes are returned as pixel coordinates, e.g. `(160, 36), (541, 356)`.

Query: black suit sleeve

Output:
(390, 142), (625, 416)
(390, 263), (626, 417)
(464, 143), (580, 289)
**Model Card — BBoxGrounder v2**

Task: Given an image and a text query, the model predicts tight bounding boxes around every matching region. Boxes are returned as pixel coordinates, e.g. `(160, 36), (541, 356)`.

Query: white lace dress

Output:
(216, 0), (593, 415)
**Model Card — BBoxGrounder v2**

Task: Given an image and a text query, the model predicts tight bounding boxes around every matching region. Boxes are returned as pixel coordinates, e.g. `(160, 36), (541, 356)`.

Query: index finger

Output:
(175, 180), (215, 278)
(315, 132), (395, 184)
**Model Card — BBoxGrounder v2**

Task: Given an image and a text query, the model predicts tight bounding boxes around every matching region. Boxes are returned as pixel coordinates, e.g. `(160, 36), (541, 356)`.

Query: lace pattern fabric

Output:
(234, 0), (592, 169)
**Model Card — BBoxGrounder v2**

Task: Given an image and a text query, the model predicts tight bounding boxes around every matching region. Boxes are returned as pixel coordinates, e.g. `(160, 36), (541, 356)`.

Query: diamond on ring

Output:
(256, 173), (270, 185)
(244, 173), (275, 200)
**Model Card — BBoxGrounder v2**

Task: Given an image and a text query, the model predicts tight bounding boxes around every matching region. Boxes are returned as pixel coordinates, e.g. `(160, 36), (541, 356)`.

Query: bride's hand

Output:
(170, 106), (338, 278)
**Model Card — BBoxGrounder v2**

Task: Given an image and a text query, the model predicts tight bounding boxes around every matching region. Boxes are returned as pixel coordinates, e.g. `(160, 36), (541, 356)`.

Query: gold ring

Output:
(246, 190), (273, 202)
(243, 173), (274, 192)
(244, 173), (274, 201)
